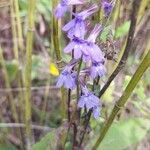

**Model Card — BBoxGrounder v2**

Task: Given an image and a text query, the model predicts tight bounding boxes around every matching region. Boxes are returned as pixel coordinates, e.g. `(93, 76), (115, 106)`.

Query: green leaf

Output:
(32, 130), (56, 150)
(0, 145), (17, 150)
(100, 26), (111, 42)
(32, 124), (68, 150)
(5, 60), (19, 82)
(115, 21), (131, 38)
(96, 118), (150, 150)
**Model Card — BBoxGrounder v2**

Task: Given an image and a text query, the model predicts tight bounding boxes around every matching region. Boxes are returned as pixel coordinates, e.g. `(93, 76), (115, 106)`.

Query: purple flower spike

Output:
(78, 86), (101, 118)
(90, 62), (106, 79)
(55, 0), (85, 19)
(56, 66), (77, 89)
(63, 4), (98, 38)
(102, 1), (113, 16)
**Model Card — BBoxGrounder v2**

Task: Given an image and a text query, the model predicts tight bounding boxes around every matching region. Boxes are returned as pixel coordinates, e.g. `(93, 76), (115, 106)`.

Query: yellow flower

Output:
(49, 63), (59, 76)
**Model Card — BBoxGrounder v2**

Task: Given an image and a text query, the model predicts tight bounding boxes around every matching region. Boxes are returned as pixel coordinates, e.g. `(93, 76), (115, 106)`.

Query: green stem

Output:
(24, 0), (36, 149)
(0, 47), (18, 122)
(52, 0), (66, 119)
(52, 0), (61, 61)
(92, 50), (150, 150)
(77, 59), (83, 100)
(10, 0), (19, 59)
(14, 0), (24, 51)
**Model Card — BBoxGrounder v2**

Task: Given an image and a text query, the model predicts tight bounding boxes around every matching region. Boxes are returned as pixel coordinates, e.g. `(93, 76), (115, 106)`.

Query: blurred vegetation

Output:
(0, 0), (149, 150)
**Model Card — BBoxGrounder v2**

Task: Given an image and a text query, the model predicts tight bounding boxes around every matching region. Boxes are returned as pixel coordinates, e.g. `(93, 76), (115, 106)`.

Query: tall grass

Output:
(24, 0), (36, 149)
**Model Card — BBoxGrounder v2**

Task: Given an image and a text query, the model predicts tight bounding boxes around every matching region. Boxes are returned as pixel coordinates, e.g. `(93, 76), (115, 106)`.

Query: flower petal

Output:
(64, 41), (76, 53)
(62, 19), (75, 31)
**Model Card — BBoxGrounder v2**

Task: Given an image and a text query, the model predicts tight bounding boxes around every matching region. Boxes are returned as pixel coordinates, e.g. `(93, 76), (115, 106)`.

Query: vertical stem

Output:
(52, 0), (61, 61)
(76, 59), (83, 122)
(24, 0), (36, 149)
(10, 0), (19, 59)
(0, 47), (18, 122)
(79, 110), (92, 147)
(14, 0), (24, 50)
(77, 59), (83, 101)
(52, 0), (66, 119)
(92, 50), (150, 150)
(10, 1), (25, 148)
(67, 89), (71, 122)
(40, 77), (51, 125)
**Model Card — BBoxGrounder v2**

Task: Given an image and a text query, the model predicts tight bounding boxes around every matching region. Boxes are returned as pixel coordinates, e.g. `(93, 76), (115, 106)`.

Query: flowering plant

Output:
(55, 0), (114, 147)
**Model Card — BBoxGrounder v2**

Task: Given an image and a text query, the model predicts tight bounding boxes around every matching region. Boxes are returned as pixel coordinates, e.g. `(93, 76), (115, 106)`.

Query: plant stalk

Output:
(52, 0), (67, 119)
(24, 0), (36, 149)
(92, 49), (150, 149)
(14, 0), (24, 51)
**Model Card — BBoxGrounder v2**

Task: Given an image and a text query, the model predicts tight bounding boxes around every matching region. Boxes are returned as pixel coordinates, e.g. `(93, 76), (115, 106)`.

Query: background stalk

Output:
(0, 46), (18, 122)
(52, 0), (66, 119)
(14, 0), (24, 51)
(10, 0), (19, 59)
(92, 49), (150, 149)
(24, 0), (36, 149)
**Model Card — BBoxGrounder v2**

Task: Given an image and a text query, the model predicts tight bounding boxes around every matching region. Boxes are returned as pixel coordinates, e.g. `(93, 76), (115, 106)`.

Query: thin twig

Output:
(0, 86), (58, 93)
(0, 123), (52, 131)
(68, 89), (71, 122)
(79, 110), (92, 147)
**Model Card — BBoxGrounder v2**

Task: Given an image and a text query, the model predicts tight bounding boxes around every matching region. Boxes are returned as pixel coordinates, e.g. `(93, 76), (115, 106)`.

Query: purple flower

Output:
(64, 24), (104, 62)
(84, 43), (104, 63)
(64, 37), (88, 60)
(78, 86), (101, 119)
(84, 24), (104, 62)
(102, 1), (113, 16)
(55, 0), (85, 19)
(63, 4), (98, 38)
(90, 62), (106, 79)
(56, 66), (77, 89)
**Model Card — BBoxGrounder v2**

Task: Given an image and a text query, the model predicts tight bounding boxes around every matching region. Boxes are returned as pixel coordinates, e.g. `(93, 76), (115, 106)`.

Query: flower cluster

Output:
(55, 0), (112, 119)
